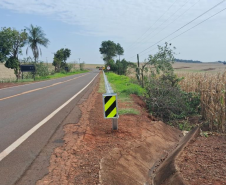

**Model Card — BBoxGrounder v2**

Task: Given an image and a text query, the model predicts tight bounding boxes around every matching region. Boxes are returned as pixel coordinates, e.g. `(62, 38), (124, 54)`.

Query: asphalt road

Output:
(0, 69), (99, 185)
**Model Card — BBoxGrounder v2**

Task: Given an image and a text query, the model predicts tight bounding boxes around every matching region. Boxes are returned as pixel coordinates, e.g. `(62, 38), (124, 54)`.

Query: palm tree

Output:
(26, 24), (49, 62)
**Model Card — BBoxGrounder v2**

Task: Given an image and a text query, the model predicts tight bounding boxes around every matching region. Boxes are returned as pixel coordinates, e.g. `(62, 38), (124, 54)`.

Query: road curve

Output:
(0, 69), (99, 185)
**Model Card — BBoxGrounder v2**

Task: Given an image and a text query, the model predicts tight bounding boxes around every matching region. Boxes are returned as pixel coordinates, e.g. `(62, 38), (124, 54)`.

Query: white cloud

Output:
(0, 0), (226, 62)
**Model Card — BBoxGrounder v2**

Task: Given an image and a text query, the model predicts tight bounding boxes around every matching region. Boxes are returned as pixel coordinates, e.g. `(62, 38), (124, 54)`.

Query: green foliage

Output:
(99, 41), (124, 63)
(105, 72), (145, 97)
(36, 70), (89, 81)
(105, 59), (136, 76)
(118, 108), (140, 115)
(52, 48), (71, 72)
(116, 59), (136, 75)
(148, 42), (175, 76)
(145, 77), (200, 122)
(79, 62), (85, 70)
(67, 63), (74, 72)
(25, 24), (49, 62)
(99, 40), (117, 62)
(5, 57), (19, 69)
(137, 42), (175, 87)
(116, 43), (124, 60)
(35, 62), (49, 77)
(175, 58), (202, 63)
(0, 27), (27, 62)
(0, 27), (27, 79)
(105, 59), (117, 72)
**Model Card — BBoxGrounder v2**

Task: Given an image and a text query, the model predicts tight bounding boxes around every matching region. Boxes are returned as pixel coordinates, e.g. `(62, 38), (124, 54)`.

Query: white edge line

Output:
(0, 72), (91, 91)
(0, 73), (98, 162)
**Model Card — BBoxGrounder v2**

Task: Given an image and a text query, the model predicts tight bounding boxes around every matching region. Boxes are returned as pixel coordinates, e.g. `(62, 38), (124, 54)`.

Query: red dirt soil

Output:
(36, 77), (181, 185)
(0, 82), (33, 89)
(177, 135), (226, 185)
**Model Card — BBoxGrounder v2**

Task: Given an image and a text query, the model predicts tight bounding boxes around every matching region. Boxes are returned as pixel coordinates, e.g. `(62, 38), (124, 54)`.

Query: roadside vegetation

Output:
(0, 25), (88, 83)
(100, 40), (201, 131)
(104, 72), (144, 115)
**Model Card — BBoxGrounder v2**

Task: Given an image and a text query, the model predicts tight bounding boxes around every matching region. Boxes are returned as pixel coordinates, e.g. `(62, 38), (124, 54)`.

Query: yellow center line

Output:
(0, 74), (88, 101)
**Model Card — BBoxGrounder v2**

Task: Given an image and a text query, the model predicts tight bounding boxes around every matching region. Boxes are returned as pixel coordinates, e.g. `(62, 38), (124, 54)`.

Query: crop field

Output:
(172, 62), (226, 73)
(128, 62), (226, 133)
(0, 63), (16, 81)
(177, 71), (226, 133)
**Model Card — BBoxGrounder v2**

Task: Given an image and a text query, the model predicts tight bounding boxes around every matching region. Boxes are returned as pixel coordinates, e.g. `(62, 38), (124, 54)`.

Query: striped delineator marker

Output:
(102, 71), (119, 130)
(103, 94), (118, 118)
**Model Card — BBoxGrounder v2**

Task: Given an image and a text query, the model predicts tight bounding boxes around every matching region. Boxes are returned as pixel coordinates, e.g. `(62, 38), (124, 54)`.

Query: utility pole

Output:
(136, 54), (140, 81)
(137, 54), (140, 68)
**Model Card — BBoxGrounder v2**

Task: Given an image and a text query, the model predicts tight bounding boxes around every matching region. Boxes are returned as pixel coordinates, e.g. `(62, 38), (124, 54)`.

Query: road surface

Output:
(0, 70), (99, 185)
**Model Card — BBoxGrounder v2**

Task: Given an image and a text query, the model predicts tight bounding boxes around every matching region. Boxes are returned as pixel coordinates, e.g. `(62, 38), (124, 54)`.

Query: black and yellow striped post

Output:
(103, 93), (118, 118)
(103, 93), (119, 130)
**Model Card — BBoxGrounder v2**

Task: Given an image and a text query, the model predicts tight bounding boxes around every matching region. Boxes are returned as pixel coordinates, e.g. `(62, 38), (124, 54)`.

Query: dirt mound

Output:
(37, 77), (181, 185)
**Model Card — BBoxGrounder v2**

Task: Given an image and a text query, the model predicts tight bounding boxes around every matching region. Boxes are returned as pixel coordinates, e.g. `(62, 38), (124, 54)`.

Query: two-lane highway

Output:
(0, 69), (99, 185)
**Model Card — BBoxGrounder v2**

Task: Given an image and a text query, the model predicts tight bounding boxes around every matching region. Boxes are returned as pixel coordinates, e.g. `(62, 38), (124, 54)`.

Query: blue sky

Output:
(0, 0), (226, 64)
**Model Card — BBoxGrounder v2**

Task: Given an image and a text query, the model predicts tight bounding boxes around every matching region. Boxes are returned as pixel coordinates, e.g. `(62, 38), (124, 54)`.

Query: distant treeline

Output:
(175, 58), (202, 63)
(217, 61), (226, 64)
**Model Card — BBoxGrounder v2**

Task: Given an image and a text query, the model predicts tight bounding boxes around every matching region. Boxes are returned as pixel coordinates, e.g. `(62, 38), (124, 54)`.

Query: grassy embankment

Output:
(0, 70), (89, 83)
(99, 72), (145, 115)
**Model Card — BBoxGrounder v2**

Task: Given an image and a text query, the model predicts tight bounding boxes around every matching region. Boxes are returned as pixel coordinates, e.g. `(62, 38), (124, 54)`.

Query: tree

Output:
(137, 42), (175, 88)
(79, 61), (85, 71)
(116, 43), (124, 61)
(99, 40), (117, 63)
(52, 48), (71, 72)
(61, 48), (71, 68)
(25, 24), (49, 62)
(116, 59), (135, 75)
(0, 27), (27, 79)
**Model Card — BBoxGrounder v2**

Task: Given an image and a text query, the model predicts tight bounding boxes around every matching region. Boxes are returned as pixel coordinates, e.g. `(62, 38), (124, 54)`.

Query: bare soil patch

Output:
(36, 77), (181, 185)
(201, 68), (216, 71)
(174, 66), (191, 69)
(177, 135), (226, 185)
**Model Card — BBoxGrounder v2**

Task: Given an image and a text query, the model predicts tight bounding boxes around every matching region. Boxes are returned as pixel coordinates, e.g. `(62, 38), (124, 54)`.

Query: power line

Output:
(144, 0), (201, 45)
(139, 6), (226, 58)
(126, 0), (178, 51)
(128, 0), (190, 52)
(128, 0), (225, 59)
(168, 6), (226, 42)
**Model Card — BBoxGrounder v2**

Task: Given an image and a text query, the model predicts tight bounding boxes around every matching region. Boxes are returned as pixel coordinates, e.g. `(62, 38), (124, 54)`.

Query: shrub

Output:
(145, 77), (200, 122)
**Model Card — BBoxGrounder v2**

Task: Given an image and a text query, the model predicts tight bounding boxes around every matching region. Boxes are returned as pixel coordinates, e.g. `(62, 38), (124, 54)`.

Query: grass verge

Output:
(105, 72), (145, 101)
(36, 70), (89, 81)
(0, 70), (89, 83)
(119, 108), (140, 115)
(104, 72), (145, 115)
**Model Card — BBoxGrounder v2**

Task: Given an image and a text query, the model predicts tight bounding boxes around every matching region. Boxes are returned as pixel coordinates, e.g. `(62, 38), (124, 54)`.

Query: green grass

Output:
(98, 73), (106, 93)
(105, 72), (146, 101)
(0, 70), (89, 83)
(118, 108), (140, 115)
(104, 72), (145, 115)
(36, 70), (89, 81)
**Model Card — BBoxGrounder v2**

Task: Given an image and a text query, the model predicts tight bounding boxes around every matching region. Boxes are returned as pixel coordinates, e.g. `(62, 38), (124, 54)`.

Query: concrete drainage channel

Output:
(146, 127), (200, 185)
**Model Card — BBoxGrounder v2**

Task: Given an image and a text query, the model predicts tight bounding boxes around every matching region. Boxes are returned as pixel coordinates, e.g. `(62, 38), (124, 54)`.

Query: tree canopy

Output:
(0, 27), (27, 79)
(52, 48), (71, 72)
(99, 40), (124, 63)
(116, 43), (124, 60)
(25, 24), (49, 62)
